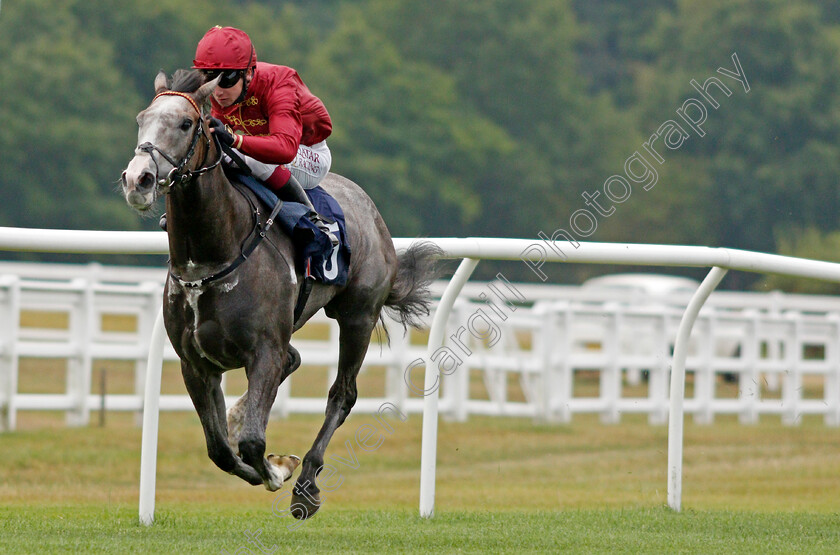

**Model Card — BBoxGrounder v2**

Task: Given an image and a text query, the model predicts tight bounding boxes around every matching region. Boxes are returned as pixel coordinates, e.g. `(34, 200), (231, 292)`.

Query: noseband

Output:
(138, 91), (222, 189)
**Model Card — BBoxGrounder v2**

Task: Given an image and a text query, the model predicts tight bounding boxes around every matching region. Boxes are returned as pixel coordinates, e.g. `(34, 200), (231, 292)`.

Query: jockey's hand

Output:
(209, 118), (236, 148)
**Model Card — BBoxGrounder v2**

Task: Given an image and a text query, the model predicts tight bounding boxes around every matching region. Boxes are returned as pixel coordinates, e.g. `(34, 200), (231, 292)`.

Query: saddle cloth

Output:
(226, 169), (351, 287)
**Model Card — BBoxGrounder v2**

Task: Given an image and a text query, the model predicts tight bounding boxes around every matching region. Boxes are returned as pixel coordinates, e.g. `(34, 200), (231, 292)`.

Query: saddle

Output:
(225, 168), (351, 288)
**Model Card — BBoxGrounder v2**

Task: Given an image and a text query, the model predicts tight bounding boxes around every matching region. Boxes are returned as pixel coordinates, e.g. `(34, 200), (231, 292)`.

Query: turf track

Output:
(1, 410), (839, 553)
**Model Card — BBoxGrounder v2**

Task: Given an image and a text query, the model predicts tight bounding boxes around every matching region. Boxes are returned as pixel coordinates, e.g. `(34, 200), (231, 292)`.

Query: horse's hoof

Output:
(268, 454), (301, 479)
(264, 454), (301, 491)
(290, 487), (321, 520)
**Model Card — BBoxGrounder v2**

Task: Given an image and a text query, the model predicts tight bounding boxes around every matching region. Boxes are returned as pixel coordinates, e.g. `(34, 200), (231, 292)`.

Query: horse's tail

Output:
(383, 241), (445, 330)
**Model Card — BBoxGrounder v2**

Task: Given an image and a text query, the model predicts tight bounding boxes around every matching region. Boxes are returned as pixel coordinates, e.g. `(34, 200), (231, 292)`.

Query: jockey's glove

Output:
(209, 117), (240, 149)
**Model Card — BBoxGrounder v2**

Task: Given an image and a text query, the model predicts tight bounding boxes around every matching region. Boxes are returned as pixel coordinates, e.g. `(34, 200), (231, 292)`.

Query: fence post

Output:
(667, 266), (727, 512)
(537, 303), (574, 424)
(136, 281), (163, 427)
(648, 312), (670, 425)
(738, 313), (760, 425)
(139, 309), (166, 526)
(693, 316), (714, 425)
(384, 316), (410, 414)
(0, 277), (20, 431)
(531, 303), (554, 422)
(419, 257), (479, 519)
(782, 313), (802, 426)
(601, 304), (621, 424)
(827, 314), (840, 426)
(449, 302), (471, 423)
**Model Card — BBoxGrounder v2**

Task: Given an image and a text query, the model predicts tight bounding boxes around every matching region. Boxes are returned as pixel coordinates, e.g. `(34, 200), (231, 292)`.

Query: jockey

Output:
(189, 25), (337, 246)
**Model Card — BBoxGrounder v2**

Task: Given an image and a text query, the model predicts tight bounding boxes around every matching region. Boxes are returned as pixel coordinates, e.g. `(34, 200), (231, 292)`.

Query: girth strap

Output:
(293, 274), (315, 324)
(169, 194), (284, 289)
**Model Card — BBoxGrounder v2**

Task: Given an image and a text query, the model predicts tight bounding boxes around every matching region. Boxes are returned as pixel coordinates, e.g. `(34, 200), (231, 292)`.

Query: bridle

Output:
(137, 91), (222, 189)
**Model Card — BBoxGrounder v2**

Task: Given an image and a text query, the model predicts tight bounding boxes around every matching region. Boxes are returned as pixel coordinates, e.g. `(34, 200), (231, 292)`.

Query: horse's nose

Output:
(137, 171), (156, 191)
(123, 152), (160, 191)
(123, 167), (156, 192)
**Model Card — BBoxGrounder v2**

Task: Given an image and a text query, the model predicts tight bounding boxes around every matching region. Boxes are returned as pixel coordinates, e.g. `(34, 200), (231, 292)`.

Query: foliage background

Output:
(2, 0), (840, 289)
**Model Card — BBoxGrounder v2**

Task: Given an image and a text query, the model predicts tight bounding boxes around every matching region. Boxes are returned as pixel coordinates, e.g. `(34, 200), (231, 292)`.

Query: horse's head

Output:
(120, 70), (219, 211)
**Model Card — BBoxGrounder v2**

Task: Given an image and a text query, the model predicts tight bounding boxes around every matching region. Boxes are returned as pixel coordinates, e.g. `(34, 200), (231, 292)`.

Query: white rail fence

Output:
(2, 228), (840, 523)
(4, 262), (840, 429)
(0, 265), (429, 430)
(440, 293), (840, 426)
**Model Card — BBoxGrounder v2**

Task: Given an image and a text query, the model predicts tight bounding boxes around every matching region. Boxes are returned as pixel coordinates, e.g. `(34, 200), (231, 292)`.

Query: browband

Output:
(153, 91), (201, 116)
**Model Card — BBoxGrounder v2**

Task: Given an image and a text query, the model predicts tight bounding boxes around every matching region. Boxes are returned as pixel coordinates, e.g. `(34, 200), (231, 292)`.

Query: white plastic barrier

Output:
(2, 275), (164, 429)
(2, 228), (840, 523)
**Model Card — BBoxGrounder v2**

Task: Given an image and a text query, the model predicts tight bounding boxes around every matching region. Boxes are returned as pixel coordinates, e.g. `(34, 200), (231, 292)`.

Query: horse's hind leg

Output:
(180, 360), (263, 486)
(292, 315), (377, 519)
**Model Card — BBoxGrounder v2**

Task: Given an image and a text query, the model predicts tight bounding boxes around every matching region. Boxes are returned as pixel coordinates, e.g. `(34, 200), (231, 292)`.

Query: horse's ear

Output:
(154, 71), (169, 95)
(195, 75), (220, 106)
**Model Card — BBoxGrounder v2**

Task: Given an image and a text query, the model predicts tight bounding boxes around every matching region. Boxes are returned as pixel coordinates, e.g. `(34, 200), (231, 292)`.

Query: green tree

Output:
(573, 0), (677, 106)
(307, 6), (513, 236)
(69, 1), (295, 97)
(638, 0), (840, 257)
(0, 0), (141, 231)
(362, 0), (638, 246)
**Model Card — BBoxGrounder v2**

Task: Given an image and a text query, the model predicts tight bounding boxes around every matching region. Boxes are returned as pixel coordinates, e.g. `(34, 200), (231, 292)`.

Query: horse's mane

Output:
(169, 69), (204, 94)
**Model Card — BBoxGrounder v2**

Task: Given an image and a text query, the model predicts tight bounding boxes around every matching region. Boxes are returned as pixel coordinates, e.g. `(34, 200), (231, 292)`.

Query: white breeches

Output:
(289, 140), (332, 189)
(233, 140), (332, 189)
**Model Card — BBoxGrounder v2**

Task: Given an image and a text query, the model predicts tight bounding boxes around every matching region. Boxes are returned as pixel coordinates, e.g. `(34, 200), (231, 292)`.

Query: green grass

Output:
(6, 308), (840, 552)
(2, 410), (840, 553)
(1, 505), (839, 554)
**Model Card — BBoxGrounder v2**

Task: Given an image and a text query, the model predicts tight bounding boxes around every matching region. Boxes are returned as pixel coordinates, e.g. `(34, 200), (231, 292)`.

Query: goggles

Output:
(201, 69), (244, 89)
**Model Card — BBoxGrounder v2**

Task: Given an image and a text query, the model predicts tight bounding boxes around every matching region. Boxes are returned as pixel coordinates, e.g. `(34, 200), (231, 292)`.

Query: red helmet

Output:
(193, 26), (257, 70)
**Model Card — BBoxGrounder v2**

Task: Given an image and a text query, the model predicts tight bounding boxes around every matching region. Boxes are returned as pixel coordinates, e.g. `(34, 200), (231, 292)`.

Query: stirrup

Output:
(276, 175), (338, 247)
(309, 213), (338, 247)
(316, 220), (339, 248)
(159, 213), (167, 231)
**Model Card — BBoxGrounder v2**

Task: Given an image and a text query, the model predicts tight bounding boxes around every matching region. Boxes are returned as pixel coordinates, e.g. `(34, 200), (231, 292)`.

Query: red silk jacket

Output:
(210, 62), (332, 165)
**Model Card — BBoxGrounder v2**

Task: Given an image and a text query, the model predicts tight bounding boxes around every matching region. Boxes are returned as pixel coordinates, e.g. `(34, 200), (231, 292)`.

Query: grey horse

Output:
(121, 69), (440, 519)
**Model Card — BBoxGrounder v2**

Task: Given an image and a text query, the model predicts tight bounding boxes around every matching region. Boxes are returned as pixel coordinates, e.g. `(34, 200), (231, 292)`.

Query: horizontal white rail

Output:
(4, 226), (840, 280)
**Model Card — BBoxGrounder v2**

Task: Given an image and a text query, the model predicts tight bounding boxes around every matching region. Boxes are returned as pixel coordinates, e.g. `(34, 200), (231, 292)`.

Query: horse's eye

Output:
(180, 119), (192, 131)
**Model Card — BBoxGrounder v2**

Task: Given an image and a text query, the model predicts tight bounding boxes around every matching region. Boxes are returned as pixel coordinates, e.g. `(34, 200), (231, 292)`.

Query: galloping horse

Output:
(120, 70), (440, 519)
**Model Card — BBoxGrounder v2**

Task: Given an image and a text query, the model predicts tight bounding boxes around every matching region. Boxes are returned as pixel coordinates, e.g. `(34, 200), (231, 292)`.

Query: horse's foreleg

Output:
(292, 317), (374, 519)
(227, 345), (302, 453)
(238, 345), (300, 491)
(180, 360), (263, 486)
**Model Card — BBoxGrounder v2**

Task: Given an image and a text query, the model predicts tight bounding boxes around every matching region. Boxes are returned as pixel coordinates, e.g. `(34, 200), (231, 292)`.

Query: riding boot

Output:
(277, 175), (339, 247)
